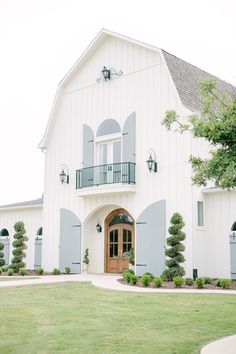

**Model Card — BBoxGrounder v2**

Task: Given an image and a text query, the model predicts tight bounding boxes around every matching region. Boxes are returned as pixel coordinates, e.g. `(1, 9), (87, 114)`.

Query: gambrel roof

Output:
(39, 29), (236, 149)
(162, 50), (236, 112)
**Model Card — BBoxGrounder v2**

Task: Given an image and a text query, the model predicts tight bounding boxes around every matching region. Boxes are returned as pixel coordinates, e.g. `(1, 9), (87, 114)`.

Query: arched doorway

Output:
(105, 209), (134, 273)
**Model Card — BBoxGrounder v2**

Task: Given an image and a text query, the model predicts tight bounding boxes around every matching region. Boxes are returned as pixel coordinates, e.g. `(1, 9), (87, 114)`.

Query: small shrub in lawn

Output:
(219, 279), (231, 289)
(204, 277), (211, 284)
(65, 267), (71, 274)
(143, 272), (154, 281)
(52, 268), (60, 275)
(185, 278), (194, 286)
(154, 277), (163, 288)
(0, 267), (2, 275)
(195, 277), (204, 289)
(8, 269), (14, 276)
(19, 268), (27, 276)
(130, 275), (137, 285)
(36, 268), (44, 275)
(141, 274), (151, 287)
(173, 276), (184, 288)
(216, 279), (222, 287)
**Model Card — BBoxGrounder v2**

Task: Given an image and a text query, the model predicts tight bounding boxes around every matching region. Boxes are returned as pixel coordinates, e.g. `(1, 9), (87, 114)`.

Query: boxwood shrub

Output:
(185, 278), (194, 286)
(36, 268), (44, 275)
(141, 274), (151, 287)
(130, 275), (137, 285)
(195, 277), (204, 289)
(154, 277), (163, 288)
(173, 276), (184, 288)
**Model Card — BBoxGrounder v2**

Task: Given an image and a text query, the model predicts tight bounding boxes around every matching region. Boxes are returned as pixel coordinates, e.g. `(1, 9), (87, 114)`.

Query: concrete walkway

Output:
(201, 335), (236, 354)
(1, 273), (236, 353)
(0, 273), (236, 295)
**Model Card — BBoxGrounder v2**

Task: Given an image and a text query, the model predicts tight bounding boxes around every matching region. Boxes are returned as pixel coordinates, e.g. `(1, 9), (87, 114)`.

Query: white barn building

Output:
(1, 29), (236, 279)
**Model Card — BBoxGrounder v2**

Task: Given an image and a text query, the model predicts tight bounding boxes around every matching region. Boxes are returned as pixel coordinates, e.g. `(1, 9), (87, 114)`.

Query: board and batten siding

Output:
(42, 35), (195, 274)
(0, 206), (43, 269)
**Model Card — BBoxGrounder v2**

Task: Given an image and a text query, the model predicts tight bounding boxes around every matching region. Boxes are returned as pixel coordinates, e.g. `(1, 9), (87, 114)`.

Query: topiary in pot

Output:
(161, 213), (186, 281)
(9, 222), (28, 273)
(0, 242), (5, 268)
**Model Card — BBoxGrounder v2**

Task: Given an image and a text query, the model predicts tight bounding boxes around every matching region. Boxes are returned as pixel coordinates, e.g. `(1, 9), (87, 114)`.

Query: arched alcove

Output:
(0, 228), (9, 237)
(36, 227), (43, 236)
(231, 221), (236, 231)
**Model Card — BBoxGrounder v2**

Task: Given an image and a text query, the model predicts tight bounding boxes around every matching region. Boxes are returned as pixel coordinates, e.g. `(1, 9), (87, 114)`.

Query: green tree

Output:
(9, 221), (28, 272)
(162, 79), (236, 189)
(162, 213), (186, 281)
(0, 242), (5, 268)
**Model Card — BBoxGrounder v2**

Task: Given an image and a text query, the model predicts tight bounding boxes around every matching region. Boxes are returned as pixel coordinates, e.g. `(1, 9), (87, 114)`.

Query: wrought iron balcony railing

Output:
(76, 162), (135, 189)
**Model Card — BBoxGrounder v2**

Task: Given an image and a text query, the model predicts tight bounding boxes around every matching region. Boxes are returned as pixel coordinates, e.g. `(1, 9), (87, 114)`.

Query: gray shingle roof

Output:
(162, 50), (236, 112)
(0, 198), (43, 209)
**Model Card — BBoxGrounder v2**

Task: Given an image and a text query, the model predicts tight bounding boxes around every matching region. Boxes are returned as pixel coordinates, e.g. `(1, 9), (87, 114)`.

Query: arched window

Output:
(37, 227), (43, 236)
(231, 222), (236, 231)
(96, 119), (121, 137)
(109, 213), (134, 227)
(0, 228), (9, 237)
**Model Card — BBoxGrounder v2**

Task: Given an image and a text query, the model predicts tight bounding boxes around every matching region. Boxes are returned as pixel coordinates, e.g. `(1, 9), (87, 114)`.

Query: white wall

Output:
(196, 190), (236, 278)
(0, 206), (43, 269)
(42, 35), (197, 274)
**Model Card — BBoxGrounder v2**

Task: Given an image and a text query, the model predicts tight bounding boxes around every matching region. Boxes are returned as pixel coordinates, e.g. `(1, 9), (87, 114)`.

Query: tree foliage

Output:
(9, 221), (28, 272)
(0, 242), (5, 268)
(161, 213), (186, 281)
(162, 79), (236, 189)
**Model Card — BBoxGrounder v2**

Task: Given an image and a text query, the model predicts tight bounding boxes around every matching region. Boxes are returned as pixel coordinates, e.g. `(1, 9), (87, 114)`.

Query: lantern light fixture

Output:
(96, 219), (102, 233)
(146, 149), (158, 173)
(59, 164), (69, 184)
(96, 66), (123, 83)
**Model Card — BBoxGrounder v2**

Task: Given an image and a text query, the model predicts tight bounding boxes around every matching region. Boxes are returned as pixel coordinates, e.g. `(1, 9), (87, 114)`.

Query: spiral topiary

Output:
(9, 221), (28, 272)
(161, 213), (186, 281)
(0, 242), (5, 268)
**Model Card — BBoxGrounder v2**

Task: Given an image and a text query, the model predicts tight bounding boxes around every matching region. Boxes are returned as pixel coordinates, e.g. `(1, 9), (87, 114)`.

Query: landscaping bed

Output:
(120, 269), (236, 290)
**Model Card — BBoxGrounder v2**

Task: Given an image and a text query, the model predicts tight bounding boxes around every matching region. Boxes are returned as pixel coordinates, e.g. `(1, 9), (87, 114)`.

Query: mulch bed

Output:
(118, 278), (236, 290)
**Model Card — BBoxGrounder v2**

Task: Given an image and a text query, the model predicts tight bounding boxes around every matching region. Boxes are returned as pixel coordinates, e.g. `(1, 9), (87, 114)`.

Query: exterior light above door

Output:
(59, 165), (69, 184)
(96, 219), (102, 233)
(96, 66), (123, 83)
(146, 149), (158, 173)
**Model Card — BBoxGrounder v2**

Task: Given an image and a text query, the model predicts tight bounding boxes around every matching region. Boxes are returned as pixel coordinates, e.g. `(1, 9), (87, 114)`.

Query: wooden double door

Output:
(106, 224), (134, 273)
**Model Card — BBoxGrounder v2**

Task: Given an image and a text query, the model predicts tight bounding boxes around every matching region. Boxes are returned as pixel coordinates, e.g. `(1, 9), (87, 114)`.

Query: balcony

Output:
(76, 162), (136, 197)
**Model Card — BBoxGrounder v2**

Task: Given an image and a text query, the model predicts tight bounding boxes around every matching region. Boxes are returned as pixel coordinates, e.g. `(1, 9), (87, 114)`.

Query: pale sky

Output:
(0, 0), (236, 205)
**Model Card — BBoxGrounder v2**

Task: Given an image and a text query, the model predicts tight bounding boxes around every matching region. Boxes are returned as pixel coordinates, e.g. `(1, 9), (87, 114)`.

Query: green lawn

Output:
(0, 283), (236, 354)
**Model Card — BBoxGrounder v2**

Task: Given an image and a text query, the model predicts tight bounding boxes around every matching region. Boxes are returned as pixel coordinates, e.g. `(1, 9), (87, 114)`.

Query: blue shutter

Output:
(136, 200), (166, 276)
(34, 237), (42, 269)
(230, 234), (236, 279)
(122, 112), (136, 163)
(83, 124), (94, 186)
(59, 208), (81, 273)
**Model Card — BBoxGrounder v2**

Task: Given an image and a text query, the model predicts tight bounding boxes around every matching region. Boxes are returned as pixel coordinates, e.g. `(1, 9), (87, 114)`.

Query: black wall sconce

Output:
(96, 66), (123, 83)
(96, 219), (102, 233)
(146, 149), (158, 173)
(59, 164), (69, 184)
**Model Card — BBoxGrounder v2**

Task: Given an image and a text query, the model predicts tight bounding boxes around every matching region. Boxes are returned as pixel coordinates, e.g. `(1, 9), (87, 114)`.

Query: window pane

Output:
(123, 243), (127, 254)
(197, 201), (204, 226)
(128, 231), (132, 242)
(114, 244), (118, 257)
(127, 243), (132, 252)
(109, 231), (113, 243)
(114, 229), (118, 242)
(123, 230), (127, 242)
(110, 244), (113, 257)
